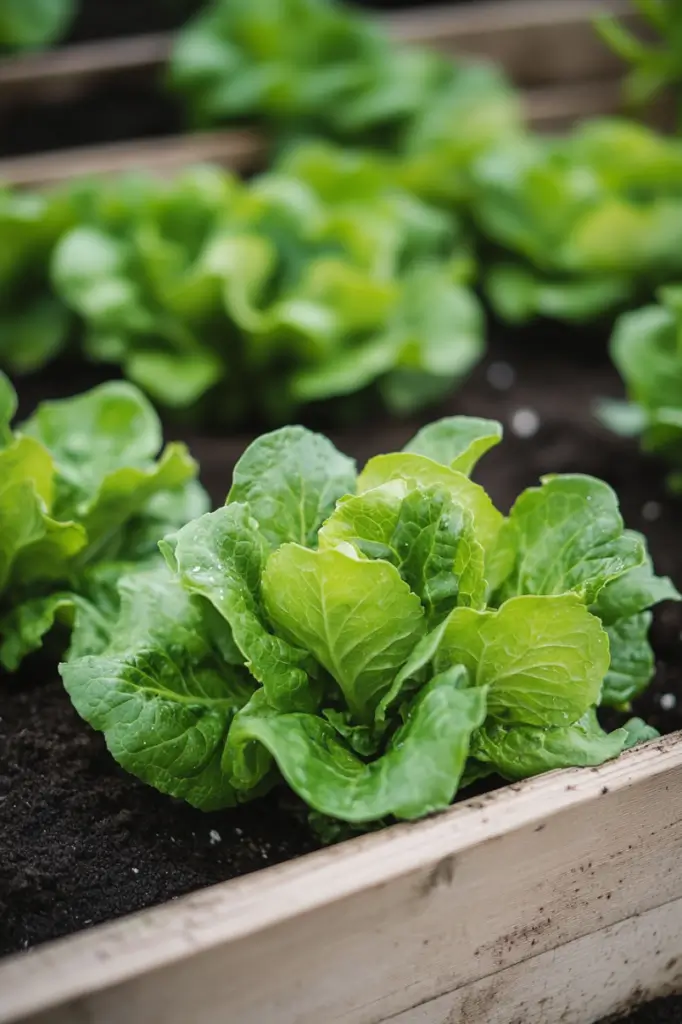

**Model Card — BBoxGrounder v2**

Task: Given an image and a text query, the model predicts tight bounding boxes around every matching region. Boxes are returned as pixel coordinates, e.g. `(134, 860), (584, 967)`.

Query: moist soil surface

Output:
(3, 331), (682, 1023)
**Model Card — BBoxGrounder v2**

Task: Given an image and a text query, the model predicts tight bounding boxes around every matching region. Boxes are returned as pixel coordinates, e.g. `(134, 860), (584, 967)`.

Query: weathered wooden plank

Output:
(1, 735), (681, 1024)
(390, 898), (682, 1024)
(0, 131), (266, 186)
(0, 78), (630, 188)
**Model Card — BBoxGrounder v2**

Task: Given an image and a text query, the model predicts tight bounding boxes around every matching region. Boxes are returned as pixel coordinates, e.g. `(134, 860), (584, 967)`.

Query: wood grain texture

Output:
(391, 898), (682, 1024)
(1, 735), (681, 1024)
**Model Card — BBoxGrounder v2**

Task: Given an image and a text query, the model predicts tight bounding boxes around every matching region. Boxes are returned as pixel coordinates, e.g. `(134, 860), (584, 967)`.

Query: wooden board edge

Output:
(0, 733), (680, 1024)
(385, 896), (682, 1024)
(0, 76), (629, 189)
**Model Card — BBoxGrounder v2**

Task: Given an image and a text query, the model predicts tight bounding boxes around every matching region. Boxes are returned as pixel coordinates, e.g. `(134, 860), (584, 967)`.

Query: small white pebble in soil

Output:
(510, 407), (540, 439)
(131, 867), (139, 874)
(660, 693), (677, 711)
(486, 361), (516, 391)
(234, 826), (243, 836)
(209, 829), (222, 845)
(641, 500), (662, 522)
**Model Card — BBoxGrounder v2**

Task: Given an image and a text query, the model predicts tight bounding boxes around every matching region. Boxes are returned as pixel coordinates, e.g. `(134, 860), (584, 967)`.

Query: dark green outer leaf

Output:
(162, 504), (318, 712)
(229, 667), (487, 823)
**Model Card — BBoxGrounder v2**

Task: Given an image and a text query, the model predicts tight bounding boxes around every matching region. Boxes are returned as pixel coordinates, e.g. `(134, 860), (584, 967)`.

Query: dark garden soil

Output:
(3, 329), (682, 1022)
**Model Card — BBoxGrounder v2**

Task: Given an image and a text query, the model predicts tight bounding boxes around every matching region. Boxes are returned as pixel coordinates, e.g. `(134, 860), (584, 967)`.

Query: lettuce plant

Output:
(61, 417), (673, 829)
(604, 283), (682, 487)
(472, 119), (682, 323)
(169, 0), (520, 177)
(46, 149), (482, 422)
(0, 373), (207, 671)
(0, 186), (75, 375)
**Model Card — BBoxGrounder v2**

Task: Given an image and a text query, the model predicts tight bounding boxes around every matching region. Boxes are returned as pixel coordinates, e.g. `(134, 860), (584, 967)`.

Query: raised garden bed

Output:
(2, 332), (682, 1024)
(2, 2), (682, 1022)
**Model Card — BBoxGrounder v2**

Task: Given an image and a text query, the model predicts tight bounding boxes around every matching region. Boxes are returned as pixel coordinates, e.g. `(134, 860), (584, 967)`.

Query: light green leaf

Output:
(496, 475), (646, 604)
(375, 617), (450, 727)
(403, 416), (503, 475)
(318, 480), (407, 558)
(229, 667), (487, 822)
(21, 378), (198, 543)
(471, 709), (630, 781)
(161, 504), (317, 712)
(0, 479), (78, 593)
(77, 442), (197, 546)
(22, 380), (163, 493)
(227, 426), (356, 549)
(9, 513), (87, 587)
(357, 452), (502, 553)
(261, 543), (425, 722)
(61, 567), (253, 812)
(126, 349), (224, 409)
(390, 487), (486, 619)
(434, 594), (609, 727)
(319, 482), (486, 621)
(0, 433), (54, 506)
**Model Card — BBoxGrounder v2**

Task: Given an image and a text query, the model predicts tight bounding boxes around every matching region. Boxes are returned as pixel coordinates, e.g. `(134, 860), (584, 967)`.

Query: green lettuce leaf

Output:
(229, 667), (487, 822)
(227, 425), (356, 548)
(61, 567), (254, 811)
(471, 709), (632, 781)
(357, 452), (503, 553)
(262, 543), (425, 722)
(434, 594), (609, 727)
(592, 552), (679, 708)
(319, 482), (486, 621)
(494, 475), (645, 604)
(403, 415), (502, 475)
(0, 375), (206, 669)
(161, 503), (319, 713)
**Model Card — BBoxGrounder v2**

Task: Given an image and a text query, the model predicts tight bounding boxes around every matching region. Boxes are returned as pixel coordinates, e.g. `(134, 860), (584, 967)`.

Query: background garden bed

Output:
(0, 0), (635, 172)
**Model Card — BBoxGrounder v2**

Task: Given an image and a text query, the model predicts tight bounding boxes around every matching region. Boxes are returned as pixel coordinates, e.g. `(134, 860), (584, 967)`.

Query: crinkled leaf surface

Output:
(494, 475), (645, 604)
(357, 452), (502, 553)
(471, 708), (631, 781)
(403, 415), (502, 475)
(229, 666), (486, 822)
(61, 567), (253, 811)
(319, 482), (486, 621)
(601, 612), (655, 708)
(162, 504), (317, 712)
(262, 543), (425, 722)
(227, 426), (356, 548)
(434, 594), (609, 727)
